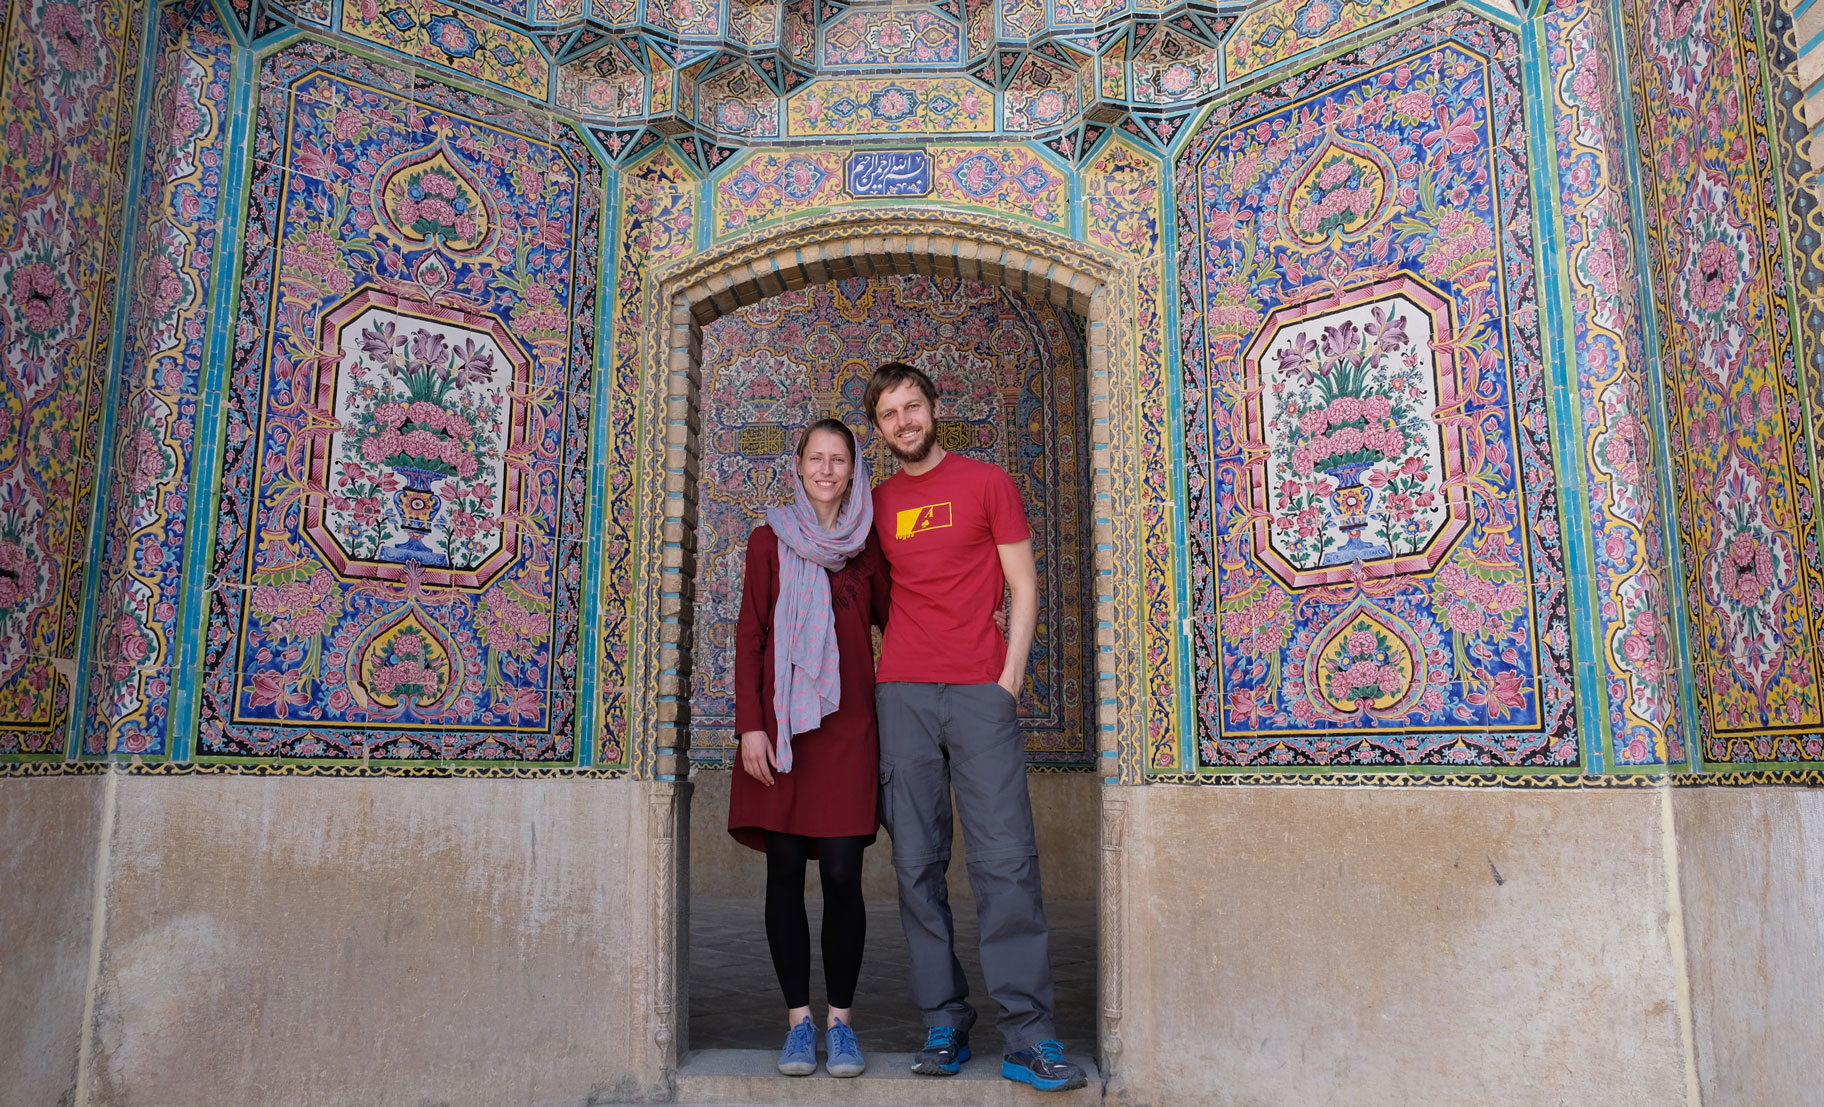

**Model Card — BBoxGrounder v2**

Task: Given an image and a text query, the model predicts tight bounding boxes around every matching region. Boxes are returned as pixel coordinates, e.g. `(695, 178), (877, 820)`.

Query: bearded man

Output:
(864, 362), (1087, 1093)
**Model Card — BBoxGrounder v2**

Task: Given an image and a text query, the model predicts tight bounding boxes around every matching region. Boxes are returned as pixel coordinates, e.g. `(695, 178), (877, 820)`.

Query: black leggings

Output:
(763, 831), (868, 1010)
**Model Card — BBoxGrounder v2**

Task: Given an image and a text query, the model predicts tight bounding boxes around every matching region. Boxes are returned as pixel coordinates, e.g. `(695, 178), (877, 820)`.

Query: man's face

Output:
(872, 378), (937, 464)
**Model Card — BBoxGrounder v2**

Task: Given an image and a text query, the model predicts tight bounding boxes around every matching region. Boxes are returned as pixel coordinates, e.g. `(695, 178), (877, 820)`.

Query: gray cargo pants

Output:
(875, 680), (1057, 1054)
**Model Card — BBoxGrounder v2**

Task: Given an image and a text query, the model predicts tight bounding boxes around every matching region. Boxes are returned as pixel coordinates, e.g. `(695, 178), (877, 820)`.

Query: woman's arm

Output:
(865, 529), (892, 630)
(734, 527), (779, 786)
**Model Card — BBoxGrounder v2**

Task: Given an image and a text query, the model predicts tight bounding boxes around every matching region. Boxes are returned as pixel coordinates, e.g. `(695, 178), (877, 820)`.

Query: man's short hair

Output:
(864, 362), (938, 425)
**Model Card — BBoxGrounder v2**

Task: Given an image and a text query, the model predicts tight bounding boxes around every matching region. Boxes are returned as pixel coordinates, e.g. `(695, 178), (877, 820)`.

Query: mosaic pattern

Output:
(788, 77), (996, 135)
(1082, 139), (1179, 772)
(556, 42), (647, 120)
(1226, 0), (1431, 80)
(87, 0), (232, 757)
(716, 150), (843, 235)
(689, 276), (1094, 766)
(200, 44), (601, 763)
(928, 146), (1068, 224)
(700, 61), (781, 138)
(1004, 54), (1081, 133)
(727, 0), (780, 50)
(1179, 12), (1577, 769)
(1131, 26), (1222, 106)
(646, 0), (723, 38)
(820, 9), (962, 68)
(1625, 0), (1824, 763)
(0, 0), (143, 756)
(252, 0), (1391, 168)
(1541, 0), (1683, 766)
(599, 147), (698, 769)
(340, 0), (550, 99)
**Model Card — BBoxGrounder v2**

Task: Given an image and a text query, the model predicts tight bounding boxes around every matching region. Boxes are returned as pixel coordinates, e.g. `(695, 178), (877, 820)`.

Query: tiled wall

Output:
(0, 0), (144, 755)
(1, 0), (1820, 783)
(1176, 11), (1577, 770)
(194, 40), (602, 764)
(1626, 0), (1824, 763)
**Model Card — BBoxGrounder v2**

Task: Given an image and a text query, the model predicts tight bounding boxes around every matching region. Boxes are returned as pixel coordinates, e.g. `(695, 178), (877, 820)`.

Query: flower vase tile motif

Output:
(689, 277), (1095, 767)
(0, 0), (141, 756)
(201, 44), (601, 764)
(1179, 12), (1578, 771)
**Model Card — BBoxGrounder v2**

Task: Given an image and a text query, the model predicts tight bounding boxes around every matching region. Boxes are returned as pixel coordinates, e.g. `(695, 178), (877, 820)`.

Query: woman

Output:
(729, 417), (889, 1079)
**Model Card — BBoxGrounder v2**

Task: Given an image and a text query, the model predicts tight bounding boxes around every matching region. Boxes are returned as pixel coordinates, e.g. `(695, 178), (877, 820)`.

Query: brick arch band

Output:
(623, 210), (1147, 1073)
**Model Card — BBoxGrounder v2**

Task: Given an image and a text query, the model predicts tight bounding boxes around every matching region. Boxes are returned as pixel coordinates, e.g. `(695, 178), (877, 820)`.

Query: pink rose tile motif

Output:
(1178, 13), (1576, 769)
(0, 0), (140, 755)
(201, 45), (601, 763)
(1624, 0), (1824, 759)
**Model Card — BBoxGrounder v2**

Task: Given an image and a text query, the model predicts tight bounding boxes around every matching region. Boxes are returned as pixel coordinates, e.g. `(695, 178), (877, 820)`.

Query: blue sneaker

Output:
(776, 1015), (817, 1076)
(825, 1018), (866, 1078)
(1002, 1040), (1087, 1091)
(910, 1024), (971, 1075)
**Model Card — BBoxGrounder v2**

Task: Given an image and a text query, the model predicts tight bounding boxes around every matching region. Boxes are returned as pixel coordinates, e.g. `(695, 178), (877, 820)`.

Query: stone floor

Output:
(688, 895), (1098, 1057)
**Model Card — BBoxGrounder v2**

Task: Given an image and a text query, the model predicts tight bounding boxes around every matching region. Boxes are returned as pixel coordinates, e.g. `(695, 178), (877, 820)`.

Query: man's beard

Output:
(883, 421), (936, 464)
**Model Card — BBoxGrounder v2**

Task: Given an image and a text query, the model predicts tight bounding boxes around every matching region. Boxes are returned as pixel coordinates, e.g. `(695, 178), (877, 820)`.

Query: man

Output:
(864, 362), (1087, 1093)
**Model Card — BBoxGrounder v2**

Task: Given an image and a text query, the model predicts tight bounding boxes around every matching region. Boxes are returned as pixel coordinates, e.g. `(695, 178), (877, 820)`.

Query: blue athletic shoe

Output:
(776, 1016), (817, 1076)
(910, 1024), (971, 1075)
(825, 1018), (866, 1078)
(1002, 1040), (1087, 1091)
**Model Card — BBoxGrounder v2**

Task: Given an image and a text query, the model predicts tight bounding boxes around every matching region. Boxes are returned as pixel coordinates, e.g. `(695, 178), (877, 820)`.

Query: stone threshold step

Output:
(674, 1048), (1103, 1106)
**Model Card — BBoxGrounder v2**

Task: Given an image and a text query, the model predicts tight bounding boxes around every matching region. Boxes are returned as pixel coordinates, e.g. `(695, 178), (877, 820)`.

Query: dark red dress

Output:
(728, 525), (891, 852)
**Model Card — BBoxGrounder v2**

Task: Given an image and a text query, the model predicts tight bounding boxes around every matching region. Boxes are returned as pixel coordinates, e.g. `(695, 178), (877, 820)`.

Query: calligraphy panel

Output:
(847, 150), (932, 196)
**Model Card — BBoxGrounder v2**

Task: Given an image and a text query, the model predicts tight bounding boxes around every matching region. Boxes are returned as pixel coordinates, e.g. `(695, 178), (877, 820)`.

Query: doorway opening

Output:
(629, 210), (1146, 1086)
(682, 271), (1100, 1057)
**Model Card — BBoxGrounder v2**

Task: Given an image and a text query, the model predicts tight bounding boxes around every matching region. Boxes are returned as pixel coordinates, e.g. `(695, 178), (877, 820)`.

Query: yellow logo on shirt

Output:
(895, 502), (953, 540)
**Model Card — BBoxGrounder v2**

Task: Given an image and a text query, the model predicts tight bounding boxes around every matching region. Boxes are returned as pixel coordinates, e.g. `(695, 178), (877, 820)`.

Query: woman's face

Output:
(796, 428), (855, 512)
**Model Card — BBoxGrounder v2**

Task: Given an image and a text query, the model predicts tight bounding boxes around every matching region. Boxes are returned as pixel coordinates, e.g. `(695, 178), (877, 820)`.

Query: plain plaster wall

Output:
(1, 774), (107, 1107)
(1106, 784), (1693, 1107)
(1674, 786), (1824, 1107)
(687, 766), (1098, 901)
(84, 774), (671, 1107)
(34, 771), (1824, 1106)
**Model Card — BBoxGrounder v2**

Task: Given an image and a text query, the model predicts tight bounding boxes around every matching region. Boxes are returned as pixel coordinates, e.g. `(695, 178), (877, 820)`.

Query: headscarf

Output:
(763, 452), (873, 773)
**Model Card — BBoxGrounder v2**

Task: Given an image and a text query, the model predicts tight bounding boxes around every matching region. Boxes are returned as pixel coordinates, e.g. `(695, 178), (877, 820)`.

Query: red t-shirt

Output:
(872, 451), (1031, 684)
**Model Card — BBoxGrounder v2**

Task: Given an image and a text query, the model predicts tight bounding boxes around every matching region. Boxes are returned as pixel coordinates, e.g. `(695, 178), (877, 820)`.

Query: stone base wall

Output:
(80, 776), (676, 1107)
(1106, 786), (1695, 1107)
(1675, 788), (1824, 1107)
(2, 775), (108, 1107)
(18, 775), (1824, 1106)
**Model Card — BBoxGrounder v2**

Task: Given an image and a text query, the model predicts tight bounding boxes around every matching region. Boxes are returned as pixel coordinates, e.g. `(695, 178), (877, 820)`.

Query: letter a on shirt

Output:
(895, 502), (953, 540)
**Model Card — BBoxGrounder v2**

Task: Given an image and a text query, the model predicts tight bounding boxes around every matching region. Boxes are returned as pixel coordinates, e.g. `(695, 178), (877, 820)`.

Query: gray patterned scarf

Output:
(763, 455), (873, 772)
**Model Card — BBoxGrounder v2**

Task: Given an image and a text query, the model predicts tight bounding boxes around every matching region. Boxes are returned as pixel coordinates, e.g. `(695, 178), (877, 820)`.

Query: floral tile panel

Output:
(198, 44), (601, 764)
(1179, 11), (1578, 770)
